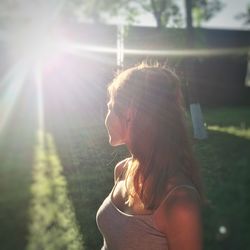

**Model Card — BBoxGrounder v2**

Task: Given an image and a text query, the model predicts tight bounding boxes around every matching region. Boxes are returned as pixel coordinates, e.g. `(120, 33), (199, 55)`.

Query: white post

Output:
(117, 24), (124, 70)
(190, 103), (208, 139)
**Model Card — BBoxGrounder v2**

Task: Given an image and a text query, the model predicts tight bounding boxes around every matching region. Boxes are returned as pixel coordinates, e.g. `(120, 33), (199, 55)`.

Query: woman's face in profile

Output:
(105, 101), (126, 146)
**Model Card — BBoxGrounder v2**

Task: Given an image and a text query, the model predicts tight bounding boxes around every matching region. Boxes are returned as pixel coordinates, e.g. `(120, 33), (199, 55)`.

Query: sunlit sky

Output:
(135, 0), (250, 30)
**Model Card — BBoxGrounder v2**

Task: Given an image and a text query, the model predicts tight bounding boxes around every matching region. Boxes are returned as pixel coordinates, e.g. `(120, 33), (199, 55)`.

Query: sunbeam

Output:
(34, 62), (45, 132)
(63, 42), (250, 58)
(208, 125), (250, 139)
(0, 60), (29, 136)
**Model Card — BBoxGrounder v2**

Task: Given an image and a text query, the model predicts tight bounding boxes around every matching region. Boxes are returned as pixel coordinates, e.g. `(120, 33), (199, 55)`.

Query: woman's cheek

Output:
(105, 111), (125, 146)
(105, 111), (115, 139)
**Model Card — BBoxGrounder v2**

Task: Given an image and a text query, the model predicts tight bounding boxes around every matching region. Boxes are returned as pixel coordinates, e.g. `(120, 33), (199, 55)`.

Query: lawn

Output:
(0, 105), (249, 250)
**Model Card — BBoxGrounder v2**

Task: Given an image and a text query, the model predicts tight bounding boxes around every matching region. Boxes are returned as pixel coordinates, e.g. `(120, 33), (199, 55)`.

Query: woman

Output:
(96, 63), (204, 250)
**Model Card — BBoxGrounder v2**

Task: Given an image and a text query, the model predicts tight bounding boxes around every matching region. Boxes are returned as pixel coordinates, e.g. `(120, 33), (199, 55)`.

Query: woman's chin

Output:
(109, 141), (120, 147)
(109, 138), (124, 147)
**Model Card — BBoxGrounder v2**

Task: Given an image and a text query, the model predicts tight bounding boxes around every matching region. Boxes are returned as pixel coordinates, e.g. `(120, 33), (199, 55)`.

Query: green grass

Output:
(27, 131), (84, 250)
(196, 106), (250, 250)
(0, 106), (250, 250)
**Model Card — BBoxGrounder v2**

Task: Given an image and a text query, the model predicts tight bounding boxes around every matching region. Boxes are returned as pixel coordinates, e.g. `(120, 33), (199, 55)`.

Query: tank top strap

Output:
(110, 158), (131, 208)
(159, 184), (201, 207)
(116, 158), (131, 182)
(112, 158), (130, 197)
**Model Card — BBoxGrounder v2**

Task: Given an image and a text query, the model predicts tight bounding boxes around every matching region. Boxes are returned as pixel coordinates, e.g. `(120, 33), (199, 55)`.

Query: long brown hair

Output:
(108, 62), (204, 210)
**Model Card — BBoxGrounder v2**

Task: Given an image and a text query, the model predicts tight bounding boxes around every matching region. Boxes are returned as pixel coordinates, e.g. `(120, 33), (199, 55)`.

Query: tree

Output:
(138, 0), (182, 29)
(192, 0), (224, 27)
(65, 0), (140, 25)
(140, 0), (223, 28)
(66, 0), (224, 29)
(235, 3), (250, 26)
(0, 0), (224, 29)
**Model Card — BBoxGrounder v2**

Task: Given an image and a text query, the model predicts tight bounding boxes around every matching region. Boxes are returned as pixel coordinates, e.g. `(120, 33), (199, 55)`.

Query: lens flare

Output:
(0, 60), (29, 136)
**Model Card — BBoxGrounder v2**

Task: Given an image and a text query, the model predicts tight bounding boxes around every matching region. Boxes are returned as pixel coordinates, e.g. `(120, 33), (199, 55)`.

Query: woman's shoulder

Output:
(159, 174), (201, 207)
(164, 184), (200, 204)
(153, 185), (201, 233)
(153, 185), (203, 249)
(114, 157), (131, 182)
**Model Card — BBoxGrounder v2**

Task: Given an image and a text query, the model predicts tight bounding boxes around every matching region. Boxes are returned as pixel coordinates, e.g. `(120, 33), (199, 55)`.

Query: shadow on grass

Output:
(195, 125), (250, 250)
(49, 123), (129, 250)
(0, 81), (37, 250)
(27, 130), (84, 250)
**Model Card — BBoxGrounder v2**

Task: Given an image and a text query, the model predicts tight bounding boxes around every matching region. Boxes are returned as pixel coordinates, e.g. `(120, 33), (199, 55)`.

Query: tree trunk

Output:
(185, 0), (193, 30)
(151, 0), (163, 29)
(155, 12), (163, 28)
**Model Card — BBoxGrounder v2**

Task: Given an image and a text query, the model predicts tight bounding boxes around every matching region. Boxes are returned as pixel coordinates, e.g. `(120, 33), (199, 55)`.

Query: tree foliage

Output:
(67, 0), (182, 28)
(192, 0), (224, 26)
(65, 0), (141, 24)
(67, 0), (224, 29)
(235, 3), (250, 26)
(0, 0), (224, 29)
(137, 0), (183, 28)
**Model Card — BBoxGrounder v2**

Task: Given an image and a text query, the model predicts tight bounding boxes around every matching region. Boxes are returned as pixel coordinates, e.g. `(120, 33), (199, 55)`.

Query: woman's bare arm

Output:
(154, 188), (203, 250)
